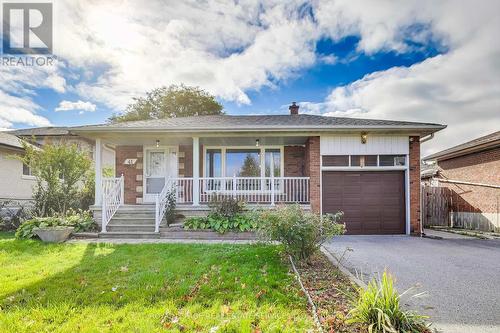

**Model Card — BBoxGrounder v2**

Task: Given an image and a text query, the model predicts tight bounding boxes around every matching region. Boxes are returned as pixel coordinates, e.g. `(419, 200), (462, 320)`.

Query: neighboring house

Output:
(71, 104), (446, 236)
(0, 127), (114, 202)
(0, 132), (36, 202)
(11, 126), (115, 171)
(423, 131), (500, 231)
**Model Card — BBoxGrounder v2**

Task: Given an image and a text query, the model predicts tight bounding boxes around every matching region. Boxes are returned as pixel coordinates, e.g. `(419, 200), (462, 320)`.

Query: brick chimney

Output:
(289, 102), (299, 115)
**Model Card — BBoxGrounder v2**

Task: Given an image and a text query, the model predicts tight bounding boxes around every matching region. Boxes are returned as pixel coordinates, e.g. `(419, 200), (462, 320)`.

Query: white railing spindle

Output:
(101, 176), (124, 232)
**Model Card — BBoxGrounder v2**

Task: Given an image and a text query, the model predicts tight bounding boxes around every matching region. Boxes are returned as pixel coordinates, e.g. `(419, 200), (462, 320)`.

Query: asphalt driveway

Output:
(323, 232), (500, 333)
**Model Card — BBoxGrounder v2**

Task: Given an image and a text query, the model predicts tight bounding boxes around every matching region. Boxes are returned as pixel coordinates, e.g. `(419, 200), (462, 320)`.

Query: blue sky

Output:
(28, 35), (441, 126)
(1, 1), (499, 155)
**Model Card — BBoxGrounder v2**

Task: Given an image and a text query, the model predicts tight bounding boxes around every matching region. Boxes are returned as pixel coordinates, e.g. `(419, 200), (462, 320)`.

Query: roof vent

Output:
(289, 102), (299, 115)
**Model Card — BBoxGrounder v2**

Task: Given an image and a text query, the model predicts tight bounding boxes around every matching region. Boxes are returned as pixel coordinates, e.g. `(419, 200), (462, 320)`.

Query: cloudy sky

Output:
(1, 0), (499, 155)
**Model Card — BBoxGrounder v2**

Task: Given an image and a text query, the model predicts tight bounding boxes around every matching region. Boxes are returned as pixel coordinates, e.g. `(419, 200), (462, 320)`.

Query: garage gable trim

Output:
(321, 135), (409, 155)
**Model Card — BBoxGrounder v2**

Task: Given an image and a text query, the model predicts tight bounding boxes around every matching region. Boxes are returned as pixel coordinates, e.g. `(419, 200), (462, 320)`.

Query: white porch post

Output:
(94, 138), (102, 206)
(192, 136), (200, 206)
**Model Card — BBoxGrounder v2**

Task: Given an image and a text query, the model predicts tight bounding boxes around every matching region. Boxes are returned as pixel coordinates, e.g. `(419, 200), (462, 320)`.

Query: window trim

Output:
(21, 163), (36, 180)
(203, 145), (285, 178)
(321, 154), (408, 170)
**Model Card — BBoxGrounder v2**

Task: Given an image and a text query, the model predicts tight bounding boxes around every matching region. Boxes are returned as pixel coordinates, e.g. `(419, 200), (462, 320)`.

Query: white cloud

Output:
(0, 60), (65, 128)
(304, 0), (500, 155)
(55, 100), (97, 113)
(0, 0), (497, 156)
(319, 54), (338, 65)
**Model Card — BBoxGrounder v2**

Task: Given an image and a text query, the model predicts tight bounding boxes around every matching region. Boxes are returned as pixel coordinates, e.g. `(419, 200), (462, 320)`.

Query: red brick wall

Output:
(115, 146), (143, 204)
(284, 146), (305, 177)
(305, 137), (321, 213)
(437, 147), (500, 213)
(409, 136), (421, 234)
(179, 145), (193, 177)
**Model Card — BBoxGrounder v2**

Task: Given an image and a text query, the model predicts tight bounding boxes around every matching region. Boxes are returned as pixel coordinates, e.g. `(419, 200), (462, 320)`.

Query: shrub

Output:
(184, 212), (258, 234)
(347, 271), (428, 333)
(164, 187), (177, 225)
(259, 204), (344, 261)
(16, 142), (92, 216)
(208, 195), (245, 219)
(15, 210), (96, 239)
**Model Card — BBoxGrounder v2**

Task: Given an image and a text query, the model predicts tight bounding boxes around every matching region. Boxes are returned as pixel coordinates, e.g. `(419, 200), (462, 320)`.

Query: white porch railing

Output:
(101, 176), (124, 232)
(165, 177), (309, 205)
(199, 177), (310, 204)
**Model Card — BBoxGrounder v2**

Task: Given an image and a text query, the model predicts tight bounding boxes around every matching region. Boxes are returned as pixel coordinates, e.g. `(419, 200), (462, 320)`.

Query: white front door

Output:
(144, 147), (178, 203)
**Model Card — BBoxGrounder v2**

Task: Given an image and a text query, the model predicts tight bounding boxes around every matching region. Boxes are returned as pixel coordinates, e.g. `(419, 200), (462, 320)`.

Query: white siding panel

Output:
(321, 135), (409, 155)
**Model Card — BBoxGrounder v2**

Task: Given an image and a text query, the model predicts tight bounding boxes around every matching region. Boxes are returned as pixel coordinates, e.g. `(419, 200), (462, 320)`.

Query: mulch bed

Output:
(293, 252), (365, 332)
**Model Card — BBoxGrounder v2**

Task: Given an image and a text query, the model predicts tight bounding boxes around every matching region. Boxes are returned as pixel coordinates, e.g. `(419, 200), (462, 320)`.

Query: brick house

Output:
(423, 131), (500, 231)
(71, 104), (445, 237)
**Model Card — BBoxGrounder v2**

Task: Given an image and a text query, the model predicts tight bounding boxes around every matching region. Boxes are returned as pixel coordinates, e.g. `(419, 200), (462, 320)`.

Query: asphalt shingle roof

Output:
(0, 132), (25, 150)
(424, 131), (500, 161)
(71, 114), (445, 131)
(10, 126), (71, 136)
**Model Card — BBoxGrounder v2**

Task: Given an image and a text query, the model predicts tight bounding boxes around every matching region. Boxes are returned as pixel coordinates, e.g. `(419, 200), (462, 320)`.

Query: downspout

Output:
(419, 133), (435, 237)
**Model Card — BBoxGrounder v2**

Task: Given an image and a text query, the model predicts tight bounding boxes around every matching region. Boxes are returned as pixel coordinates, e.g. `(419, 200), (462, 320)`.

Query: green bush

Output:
(208, 195), (245, 219)
(184, 212), (258, 234)
(259, 204), (344, 261)
(16, 142), (92, 216)
(348, 270), (428, 333)
(15, 210), (96, 239)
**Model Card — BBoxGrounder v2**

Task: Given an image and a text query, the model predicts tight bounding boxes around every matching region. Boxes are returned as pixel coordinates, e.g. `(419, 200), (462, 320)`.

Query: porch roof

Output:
(70, 114), (446, 136)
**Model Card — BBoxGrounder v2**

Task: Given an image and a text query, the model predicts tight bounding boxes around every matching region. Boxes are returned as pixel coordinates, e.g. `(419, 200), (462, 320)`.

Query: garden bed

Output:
(293, 252), (365, 332)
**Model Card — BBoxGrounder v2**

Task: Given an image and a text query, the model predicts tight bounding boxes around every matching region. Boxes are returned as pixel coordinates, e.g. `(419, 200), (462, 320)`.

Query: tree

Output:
(238, 154), (260, 177)
(109, 84), (223, 122)
(18, 142), (92, 217)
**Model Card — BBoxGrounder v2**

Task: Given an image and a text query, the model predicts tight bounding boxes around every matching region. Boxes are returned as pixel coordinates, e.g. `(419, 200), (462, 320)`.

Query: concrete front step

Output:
(107, 224), (156, 232)
(109, 217), (156, 225)
(113, 212), (156, 219)
(99, 231), (160, 239)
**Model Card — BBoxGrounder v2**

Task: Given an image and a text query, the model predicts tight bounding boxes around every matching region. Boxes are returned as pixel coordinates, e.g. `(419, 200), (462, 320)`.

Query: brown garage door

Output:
(322, 171), (405, 234)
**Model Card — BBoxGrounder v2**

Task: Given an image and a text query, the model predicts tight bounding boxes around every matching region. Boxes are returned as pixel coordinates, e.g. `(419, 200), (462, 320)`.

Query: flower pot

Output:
(33, 226), (75, 243)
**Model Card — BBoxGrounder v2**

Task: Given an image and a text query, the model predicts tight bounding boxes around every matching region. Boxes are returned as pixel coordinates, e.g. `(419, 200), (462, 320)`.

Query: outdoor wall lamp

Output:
(255, 139), (260, 147)
(361, 132), (368, 144)
(156, 139), (160, 148)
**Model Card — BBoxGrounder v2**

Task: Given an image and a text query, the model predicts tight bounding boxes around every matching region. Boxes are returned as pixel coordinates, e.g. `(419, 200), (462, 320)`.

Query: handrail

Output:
(101, 176), (124, 232)
(155, 179), (175, 233)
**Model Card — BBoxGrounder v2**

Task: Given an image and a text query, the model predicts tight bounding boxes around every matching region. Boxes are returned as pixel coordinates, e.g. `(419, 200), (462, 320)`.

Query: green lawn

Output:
(0, 232), (314, 332)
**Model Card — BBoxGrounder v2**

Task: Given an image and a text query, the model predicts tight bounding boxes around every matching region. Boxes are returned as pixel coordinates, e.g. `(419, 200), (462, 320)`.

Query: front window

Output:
(265, 149), (281, 177)
(205, 149), (221, 177)
(203, 147), (283, 192)
(225, 149), (261, 177)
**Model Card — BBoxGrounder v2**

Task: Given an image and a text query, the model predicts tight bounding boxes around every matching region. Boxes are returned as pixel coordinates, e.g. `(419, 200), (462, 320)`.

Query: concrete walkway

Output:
(423, 228), (478, 239)
(324, 235), (500, 333)
(68, 238), (260, 244)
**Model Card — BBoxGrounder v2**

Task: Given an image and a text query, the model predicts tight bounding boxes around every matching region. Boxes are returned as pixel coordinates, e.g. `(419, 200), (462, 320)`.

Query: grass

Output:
(0, 232), (315, 332)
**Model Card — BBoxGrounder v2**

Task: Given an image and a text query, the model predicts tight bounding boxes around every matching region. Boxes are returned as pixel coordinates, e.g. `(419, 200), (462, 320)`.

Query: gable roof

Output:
(10, 126), (71, 137)
(71, 114), (445, 134)
(424, 131), (500, 161)
(0, 132), (26, 151)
